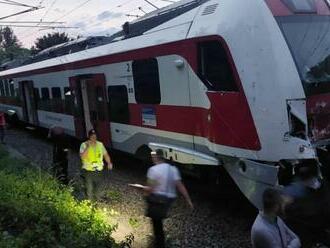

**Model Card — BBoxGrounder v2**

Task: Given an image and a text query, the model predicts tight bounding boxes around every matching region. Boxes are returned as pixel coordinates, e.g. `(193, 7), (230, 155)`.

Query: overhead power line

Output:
(0, 21), (64, 23)
(39, 0), (58, 23)
(0, 6), (44, 21)
(0, 24), (77, 28)
(0, 0), (40, 8)
(20, 0), (94, 40)
(50, 0), (94, 23)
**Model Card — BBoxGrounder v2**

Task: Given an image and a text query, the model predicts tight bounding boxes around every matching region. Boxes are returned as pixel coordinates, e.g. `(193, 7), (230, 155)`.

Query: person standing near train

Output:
(80, 129), (113, 201)
(0, 112), (6, 144)
(251, 188), (301, 248)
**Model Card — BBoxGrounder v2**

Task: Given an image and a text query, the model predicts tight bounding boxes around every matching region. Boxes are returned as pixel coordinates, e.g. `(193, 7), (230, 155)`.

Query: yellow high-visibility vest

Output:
(81, 141), (105, 171)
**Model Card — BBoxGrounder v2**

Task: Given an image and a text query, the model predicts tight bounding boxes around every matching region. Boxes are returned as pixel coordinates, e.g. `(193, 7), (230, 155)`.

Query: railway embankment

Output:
(0, 145), (135, 248)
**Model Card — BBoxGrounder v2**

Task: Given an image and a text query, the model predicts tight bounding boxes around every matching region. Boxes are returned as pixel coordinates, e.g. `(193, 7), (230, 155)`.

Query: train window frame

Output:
(108, 85), (130, 124)
(132, 58), (161, 104)
(9, 80), (15, 97)
(51, 87), (63, 113)
(33, 88), (40, 109)
(4, 80), (10, 96)
(0, 80), (4, 96)
(197, 40), (239, 92)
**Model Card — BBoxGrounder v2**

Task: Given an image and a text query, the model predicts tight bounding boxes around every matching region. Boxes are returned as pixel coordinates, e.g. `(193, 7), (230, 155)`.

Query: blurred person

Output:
(145, 149), (193, 248)
(251, 188), (301, 248)
(283, 162), (330, 246)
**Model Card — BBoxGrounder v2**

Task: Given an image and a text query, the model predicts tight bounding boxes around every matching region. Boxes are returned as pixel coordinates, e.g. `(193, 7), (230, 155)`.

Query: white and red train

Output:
(0, 0), (330, 207)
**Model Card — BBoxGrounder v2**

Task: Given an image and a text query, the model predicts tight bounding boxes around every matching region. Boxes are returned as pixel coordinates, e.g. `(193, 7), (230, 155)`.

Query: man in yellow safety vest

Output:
(80, 129), (113, 200)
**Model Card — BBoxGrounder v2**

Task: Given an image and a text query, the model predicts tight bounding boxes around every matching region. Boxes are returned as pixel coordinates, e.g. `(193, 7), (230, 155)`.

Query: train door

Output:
(192, 39), (260, 150)
(69, 74), (111, 147)
(19, 81), (38, 125)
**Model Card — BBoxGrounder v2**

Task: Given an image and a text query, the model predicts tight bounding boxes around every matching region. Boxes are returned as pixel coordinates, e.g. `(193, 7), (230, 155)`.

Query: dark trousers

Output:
(0, 126), (4, 143)
(84, 170), (103, 201)
(151, 218), (165, 248)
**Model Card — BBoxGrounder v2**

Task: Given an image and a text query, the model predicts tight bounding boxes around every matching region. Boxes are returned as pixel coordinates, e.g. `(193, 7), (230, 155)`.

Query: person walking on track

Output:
(80, 129), (113, 201)
(145, 149), (193, 248)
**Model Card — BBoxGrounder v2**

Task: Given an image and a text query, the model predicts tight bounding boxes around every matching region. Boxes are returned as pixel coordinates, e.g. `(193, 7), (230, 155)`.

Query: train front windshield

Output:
(276, 15), (330, 96)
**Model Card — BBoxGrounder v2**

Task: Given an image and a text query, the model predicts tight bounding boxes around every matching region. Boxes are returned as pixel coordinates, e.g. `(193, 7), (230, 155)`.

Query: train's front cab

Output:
(265, 1), (330, 180)
(178, 0), (330, 207)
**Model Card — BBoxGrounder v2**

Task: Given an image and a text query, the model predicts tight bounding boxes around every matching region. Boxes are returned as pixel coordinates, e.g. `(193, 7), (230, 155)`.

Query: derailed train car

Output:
(0, 0), (329, 208)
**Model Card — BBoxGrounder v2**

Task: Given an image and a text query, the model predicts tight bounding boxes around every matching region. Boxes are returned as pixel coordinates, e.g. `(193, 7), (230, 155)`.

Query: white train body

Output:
(1, 0), (330, 207)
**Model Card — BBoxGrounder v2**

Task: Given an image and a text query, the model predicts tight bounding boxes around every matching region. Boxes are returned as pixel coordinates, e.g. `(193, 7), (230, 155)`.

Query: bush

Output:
(0, 146), (120, 248)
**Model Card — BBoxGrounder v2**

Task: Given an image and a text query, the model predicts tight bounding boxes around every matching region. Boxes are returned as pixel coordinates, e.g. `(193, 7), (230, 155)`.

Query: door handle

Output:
(207, 113), (211, 122)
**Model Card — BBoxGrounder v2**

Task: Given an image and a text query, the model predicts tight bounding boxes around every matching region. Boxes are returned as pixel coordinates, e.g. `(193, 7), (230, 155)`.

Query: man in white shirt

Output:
(146, 149), (193, 248)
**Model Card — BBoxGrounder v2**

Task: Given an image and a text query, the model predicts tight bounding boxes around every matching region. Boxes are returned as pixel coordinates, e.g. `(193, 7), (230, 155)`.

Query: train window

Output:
(64, 87), (74, 115)
(41, 87), (50, 111)
(41, 88), (50, 99)
(281, 0), (316, 13)
(108, 85), (130, 124)
(198, 41), (238, 92)
(0, 80), (4, 96)
(4, 80), (10, 96)
(132, 58), (161, 104)
(33, 88), (40, 109)
(51, 87), (61, 98)
(51, 87), (63, 113)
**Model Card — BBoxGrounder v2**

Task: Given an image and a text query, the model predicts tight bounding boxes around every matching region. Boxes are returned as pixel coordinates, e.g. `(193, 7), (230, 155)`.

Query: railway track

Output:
(3, 125), (254, 248)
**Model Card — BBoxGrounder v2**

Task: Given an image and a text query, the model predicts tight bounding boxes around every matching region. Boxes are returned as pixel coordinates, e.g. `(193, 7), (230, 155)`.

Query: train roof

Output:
(0, 0), (209, 72)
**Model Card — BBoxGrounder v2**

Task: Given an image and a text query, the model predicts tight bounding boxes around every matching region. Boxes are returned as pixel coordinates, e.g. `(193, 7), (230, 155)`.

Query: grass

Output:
(0, 145), (127, 248)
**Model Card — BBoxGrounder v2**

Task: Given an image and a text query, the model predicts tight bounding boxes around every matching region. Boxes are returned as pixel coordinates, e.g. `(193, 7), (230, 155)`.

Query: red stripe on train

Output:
(128, 97), (261, 150)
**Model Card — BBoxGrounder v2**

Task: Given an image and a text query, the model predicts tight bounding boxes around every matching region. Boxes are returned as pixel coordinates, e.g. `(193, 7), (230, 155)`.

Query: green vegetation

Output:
(128, 217), (141, 229)
(0, 145), (121, 248)
(31, 32), (71, 54)
(0, 27), (30, 65)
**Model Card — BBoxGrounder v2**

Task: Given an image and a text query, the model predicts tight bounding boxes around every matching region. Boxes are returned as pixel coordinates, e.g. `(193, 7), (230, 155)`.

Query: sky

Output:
(0, 0), (177, 48)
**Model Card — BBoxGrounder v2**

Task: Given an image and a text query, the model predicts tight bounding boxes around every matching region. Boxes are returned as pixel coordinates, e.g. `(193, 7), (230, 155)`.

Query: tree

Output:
(32, 32), (71, 54)
(0, 26), (20, 49)
(0, 27), (29, 65)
